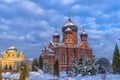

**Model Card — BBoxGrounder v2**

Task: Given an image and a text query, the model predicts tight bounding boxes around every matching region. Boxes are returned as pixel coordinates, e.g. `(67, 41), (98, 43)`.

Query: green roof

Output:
(7, 45), (18, 52)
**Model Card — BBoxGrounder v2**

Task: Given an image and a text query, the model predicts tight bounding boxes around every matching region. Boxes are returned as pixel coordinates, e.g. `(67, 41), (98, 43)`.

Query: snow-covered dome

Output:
(80, 27), (87, 37)
(62, 17), (78, 32)
(53, 31), (59, 36)
(65, 27), (73, 34)
(65, 27), (72, 31)
(7, 45), (17, 52)
(64, 18), (74, 26)
(82, 30), (87, 35)
(53, 31), (60, 38)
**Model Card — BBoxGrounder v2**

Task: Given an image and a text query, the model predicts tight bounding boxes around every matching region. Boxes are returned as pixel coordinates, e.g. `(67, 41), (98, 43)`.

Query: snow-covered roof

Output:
(53, 31), (59, 36)
(82, 31), (87, 34)
(64, 17), (75, 26)
(7, 45), (17, 52)
(48, 48), (54, 52)
(65, 27), (72, 32)
(50, 41), (60, 47)
(47, 54), (55, 56)
(50, 41), (55, 47)
(8, 45), (16, 49)
(64, 22), (74, 26)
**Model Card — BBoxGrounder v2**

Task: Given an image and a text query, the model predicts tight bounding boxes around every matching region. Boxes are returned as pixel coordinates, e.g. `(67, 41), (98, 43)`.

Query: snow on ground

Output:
(2, 72), (19, 79)
(2, 70), (120, 80)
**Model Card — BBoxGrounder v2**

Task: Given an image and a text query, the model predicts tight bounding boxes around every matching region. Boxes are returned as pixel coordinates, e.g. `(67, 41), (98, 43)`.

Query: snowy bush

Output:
(2, 71), (120, 80)
(68, 57), (98, 77)
(97, 57), (112, 73)
(43, 63), (53, 74)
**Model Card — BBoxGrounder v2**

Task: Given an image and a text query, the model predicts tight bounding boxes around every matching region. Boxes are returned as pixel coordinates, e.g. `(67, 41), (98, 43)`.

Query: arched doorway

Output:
(9, 65), (12, 70)
(5, 64), (8, 70)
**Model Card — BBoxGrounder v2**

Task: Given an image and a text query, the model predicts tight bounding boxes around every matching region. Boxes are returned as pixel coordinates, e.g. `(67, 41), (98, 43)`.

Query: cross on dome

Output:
(64, 16), (74, 26)
(82, 26), (87, 34)
(62, 17), (78, 32)
(53, 31), (59, 36)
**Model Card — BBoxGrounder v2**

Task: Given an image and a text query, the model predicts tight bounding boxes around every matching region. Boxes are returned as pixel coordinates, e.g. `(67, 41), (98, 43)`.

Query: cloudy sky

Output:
(0, 0), (120, 59)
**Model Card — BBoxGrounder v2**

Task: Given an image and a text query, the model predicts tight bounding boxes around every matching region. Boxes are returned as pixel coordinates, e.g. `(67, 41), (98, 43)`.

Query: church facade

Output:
(0, 45), (25, 72)
(42, 17), (93, 70)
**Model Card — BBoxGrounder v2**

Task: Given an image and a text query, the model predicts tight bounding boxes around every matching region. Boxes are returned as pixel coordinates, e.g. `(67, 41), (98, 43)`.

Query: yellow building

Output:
(0, 45), (25, 71)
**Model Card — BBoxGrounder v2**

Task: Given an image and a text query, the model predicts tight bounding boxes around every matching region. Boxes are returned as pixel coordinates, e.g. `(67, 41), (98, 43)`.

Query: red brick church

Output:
(42, 17), (93, 70)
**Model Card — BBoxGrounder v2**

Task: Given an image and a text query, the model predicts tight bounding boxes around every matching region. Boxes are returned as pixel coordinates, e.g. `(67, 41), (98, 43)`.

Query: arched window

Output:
(55, 54), (59, 60)
(63, 53), (67, 64)
(13, 54), (14, 57)
(71, 54), (75, 63)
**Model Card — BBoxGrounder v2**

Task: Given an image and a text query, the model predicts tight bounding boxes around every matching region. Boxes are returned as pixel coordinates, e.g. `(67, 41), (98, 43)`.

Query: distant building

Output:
(0, 45), (25, 72)
(42, 17), (93, 70)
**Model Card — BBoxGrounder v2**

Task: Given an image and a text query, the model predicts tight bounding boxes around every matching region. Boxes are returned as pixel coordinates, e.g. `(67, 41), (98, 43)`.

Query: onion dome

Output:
(65, 27), (73, 34)
(53, 31), (60, 38)
(80, 26), (87, 37)
(7, 45), (17, 52)
(62, 17), (78, 32)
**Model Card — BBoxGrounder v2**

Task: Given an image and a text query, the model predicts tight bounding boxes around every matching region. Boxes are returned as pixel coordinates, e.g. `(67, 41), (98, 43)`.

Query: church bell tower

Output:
(80, 27), (89, 48)
(62, 17), (78, 47)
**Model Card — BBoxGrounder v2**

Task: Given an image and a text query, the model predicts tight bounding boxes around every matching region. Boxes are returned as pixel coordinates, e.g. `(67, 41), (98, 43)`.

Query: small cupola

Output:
(53, 31), (60, 38)
(53, 31), (60, 43)
(80, 26), (88, 37)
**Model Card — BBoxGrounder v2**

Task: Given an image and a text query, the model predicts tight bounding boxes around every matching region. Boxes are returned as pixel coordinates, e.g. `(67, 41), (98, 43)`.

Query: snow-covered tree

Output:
(24, 63), (29, 78)
(43, 62), (53, 74)
(32, 58), (38, 71)
(97, 57), (111, 73)
(68, 57), (97, 77)
(38, 55), (43, 70)
(19, 66), (25, 80)
(19, 64), (29, 80)
(112, 44), (120, 74)
(53, 59), (59, 77)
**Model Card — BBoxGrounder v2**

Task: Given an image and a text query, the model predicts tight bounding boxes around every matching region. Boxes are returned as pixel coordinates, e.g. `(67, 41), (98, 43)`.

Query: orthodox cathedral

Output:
(42, 17), (93, 70)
